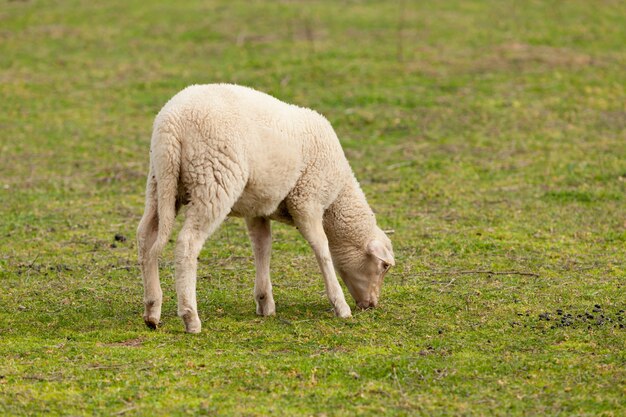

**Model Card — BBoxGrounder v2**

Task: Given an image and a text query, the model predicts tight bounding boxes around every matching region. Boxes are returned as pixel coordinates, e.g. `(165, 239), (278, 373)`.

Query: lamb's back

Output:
(153, 84), (351, 218)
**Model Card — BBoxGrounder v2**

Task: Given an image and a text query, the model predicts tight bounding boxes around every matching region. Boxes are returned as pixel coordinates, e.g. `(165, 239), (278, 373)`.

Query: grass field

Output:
(1, 0), (625, 415)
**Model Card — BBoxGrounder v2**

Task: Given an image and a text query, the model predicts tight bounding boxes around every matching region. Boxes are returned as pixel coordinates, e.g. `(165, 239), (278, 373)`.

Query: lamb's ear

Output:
(366, 240), (395, 266)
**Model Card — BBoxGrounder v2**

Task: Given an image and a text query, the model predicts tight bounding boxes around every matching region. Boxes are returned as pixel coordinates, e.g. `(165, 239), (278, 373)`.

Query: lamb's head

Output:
(332, 227), (395, 309)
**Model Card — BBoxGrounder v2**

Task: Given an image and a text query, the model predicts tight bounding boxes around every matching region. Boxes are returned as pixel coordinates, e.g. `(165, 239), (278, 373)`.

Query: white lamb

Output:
(137, 84), (394, 333)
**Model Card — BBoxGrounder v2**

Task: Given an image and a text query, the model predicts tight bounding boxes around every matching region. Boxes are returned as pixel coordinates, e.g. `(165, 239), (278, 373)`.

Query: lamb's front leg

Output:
(294, 214), (352, 318)
(246, 217), (276, 316)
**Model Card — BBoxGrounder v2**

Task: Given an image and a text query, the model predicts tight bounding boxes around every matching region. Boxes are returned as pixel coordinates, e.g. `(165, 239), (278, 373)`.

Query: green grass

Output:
(1, 0), (625, 415)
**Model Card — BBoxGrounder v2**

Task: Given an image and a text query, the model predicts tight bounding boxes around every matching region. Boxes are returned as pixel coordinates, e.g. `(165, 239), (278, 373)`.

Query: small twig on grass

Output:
(279, 318), (293, 326)
(391, 365), (408, 402)
(456, 270), (540, 278)
(387, 161), (414, 170)
(25, 253), (41, 277)
(439, 277), (456, 292)
(426, 270), (540, 278)
(23, 373), (64, 382)
(23, 375), (48, 381)
(27, 254), (40, 269)
(87, 363), (125, 370)
(110, 265), (136, 272)
(113, 406), (137, 416)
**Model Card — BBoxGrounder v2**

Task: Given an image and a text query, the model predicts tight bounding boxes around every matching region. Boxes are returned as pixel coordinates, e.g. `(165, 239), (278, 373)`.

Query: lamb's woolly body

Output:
(150, 83), (372, 260)
(137, 84), (393, 333)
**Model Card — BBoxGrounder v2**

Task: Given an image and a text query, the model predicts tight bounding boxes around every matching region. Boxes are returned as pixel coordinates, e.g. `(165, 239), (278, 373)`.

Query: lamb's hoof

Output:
(144, 300), (161, 329)
(334, 304), (352, 318)
(143, 316), (160, 330)
(185, 324), (201, 334)
(181, 311), (201, 334)
(256, 297), (276, 316)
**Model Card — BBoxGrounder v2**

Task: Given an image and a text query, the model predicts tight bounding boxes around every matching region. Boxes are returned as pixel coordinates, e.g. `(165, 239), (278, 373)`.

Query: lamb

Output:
(136, 84), (395, 333)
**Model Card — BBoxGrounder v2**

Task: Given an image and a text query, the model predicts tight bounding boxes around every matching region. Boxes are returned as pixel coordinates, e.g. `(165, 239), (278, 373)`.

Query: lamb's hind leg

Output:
(175, 180), (244, 333)
(175, 203), (217, 333)
(245, 217), (275, 316)
(137, 175), (162, 329)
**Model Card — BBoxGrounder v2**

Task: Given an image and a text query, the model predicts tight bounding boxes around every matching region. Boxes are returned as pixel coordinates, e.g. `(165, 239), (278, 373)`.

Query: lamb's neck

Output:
(323, 177), (376, 248)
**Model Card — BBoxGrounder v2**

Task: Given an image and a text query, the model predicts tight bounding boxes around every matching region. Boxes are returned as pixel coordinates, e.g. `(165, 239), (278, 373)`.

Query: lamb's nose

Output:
(357, 300), (377, 309)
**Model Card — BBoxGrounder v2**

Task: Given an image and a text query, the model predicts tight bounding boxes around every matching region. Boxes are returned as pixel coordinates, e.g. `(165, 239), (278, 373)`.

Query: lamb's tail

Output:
(148, 131), (181, 260)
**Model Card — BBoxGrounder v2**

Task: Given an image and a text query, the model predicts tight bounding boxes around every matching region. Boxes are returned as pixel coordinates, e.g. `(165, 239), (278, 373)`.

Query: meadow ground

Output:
(1, 0), (625, 415)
